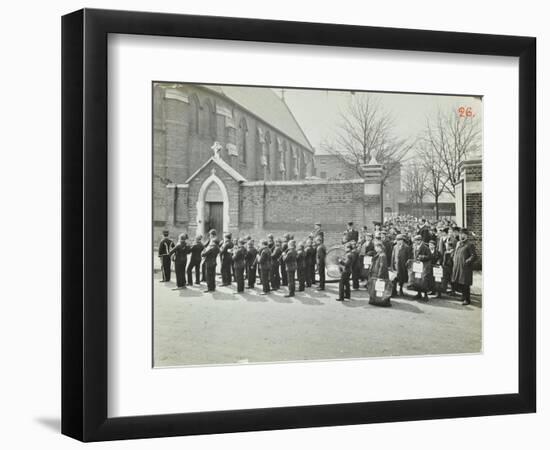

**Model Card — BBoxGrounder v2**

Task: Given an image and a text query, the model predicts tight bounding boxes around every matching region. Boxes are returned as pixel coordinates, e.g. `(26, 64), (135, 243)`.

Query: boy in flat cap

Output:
(390, 234), (410, 297)
(412, 234), (431, 300)
(336, 243), (353, 302)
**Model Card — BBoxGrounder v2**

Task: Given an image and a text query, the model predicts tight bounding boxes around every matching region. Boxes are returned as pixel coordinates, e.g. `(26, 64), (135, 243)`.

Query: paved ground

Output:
(153, 274), (482, 367)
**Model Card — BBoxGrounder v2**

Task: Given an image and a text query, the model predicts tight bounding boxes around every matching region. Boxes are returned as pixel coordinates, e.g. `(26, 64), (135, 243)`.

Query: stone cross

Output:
(211, 141), (223, 159)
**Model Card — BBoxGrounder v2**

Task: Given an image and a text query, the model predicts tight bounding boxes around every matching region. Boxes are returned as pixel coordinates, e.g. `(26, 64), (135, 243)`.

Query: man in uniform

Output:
(282, 240), (297, 298)
(296, 243), (307, 292)
(412, 234), (431, 300)
(304, 238), (316, 287)
(258, 239), (272, 295)
(315, 236), (327, 291)
(343, 221), (359, 244)
(201, 236), (220, 292)
(158, 230), (174, 282)
(452, 228), (477, 305)
(336, 243), (353, 302)
(245, 240), (258, 289)
(350, 240), (361, 290)
(313, 222), (324, 243)
(168, 233), (190, 289)
(232, 239), (247, 293)
(186, 235), (204, 285)
(219, 232), (234, 286)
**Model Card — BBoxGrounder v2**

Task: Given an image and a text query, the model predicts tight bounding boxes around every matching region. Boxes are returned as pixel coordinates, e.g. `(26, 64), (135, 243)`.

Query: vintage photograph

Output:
(152, 82), (483, 367)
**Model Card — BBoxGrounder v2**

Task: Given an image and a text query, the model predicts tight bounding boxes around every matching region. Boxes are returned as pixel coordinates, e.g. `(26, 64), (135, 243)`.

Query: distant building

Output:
(313, 147), (358, 180)
(397, 191), (457, 219)
(382, 163), (402, 219)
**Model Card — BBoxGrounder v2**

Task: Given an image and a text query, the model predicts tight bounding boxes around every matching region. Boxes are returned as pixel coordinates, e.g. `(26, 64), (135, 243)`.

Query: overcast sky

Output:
(273, 87), (483, 153)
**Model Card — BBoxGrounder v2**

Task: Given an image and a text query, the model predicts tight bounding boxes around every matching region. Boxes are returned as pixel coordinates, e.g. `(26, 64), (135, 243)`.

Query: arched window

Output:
(238, 117), (248, 164)
(264, 131), (271, 178)
(203, 99), (216, 138)
(189, 94), (200, 134)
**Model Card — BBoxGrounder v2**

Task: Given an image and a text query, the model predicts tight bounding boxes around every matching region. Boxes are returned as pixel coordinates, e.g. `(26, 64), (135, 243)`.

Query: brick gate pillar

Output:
(361, 157), (384, 227)
(459, 158), (482, 267)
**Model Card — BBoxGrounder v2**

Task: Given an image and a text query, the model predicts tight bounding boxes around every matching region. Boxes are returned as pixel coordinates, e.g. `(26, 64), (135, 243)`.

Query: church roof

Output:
(185, 155), (247, 184)
(202, 85), (314, 152)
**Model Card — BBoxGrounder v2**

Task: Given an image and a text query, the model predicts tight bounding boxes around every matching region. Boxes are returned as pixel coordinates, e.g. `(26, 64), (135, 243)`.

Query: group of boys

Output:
(157, 223), (327, 298)
(334, 218), (477, 305)
(158, 216), (477, 305)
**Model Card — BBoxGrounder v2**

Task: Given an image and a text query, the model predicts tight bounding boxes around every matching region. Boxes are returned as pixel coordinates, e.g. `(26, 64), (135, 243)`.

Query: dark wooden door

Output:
(207, 202), (223, 235)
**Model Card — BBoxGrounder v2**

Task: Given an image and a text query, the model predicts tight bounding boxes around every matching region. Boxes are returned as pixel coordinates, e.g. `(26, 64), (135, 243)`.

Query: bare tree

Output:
(322, 93), (414, 185)
(423, 107), (481, 197)
(402, 160), (428, 216)
(417, 142), (447, 219)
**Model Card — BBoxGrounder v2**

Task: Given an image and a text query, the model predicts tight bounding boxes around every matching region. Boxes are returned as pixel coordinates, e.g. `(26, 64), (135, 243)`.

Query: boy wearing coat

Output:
(452, 228), (477, 305)
(282, 240), (298, 297)
(390, 234), (410, 297)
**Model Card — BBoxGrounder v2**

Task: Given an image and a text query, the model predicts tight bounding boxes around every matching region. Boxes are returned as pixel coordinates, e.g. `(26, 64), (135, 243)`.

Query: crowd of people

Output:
(157, 216), (478, 306)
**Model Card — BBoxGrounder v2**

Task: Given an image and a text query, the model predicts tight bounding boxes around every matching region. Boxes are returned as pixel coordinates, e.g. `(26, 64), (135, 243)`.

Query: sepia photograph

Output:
(152, 82), (483, 367)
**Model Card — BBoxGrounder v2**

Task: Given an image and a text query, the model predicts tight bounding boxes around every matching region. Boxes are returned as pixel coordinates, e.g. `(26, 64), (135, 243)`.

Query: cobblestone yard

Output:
(154, 272), (482, 367)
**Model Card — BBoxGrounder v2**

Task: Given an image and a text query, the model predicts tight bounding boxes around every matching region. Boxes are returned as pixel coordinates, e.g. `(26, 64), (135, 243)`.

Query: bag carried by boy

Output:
(407, 260), (433, 291)
(367, 277), (392, 307)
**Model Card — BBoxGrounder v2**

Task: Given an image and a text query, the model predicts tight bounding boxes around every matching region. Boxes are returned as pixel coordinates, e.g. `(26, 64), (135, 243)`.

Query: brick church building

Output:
(153, 83), (327, 239)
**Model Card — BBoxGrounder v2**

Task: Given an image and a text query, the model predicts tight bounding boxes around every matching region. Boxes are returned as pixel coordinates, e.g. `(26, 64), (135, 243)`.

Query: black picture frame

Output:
(61, 8), (536, 442)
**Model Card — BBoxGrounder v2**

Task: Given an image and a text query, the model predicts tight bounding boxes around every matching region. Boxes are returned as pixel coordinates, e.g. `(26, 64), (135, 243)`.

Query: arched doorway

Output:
(196, 172), (230, 237)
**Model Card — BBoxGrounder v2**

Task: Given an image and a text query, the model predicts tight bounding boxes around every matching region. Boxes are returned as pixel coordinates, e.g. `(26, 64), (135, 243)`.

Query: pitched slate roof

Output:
(185, 156), (246, 184)
(202, 85), (313, 152)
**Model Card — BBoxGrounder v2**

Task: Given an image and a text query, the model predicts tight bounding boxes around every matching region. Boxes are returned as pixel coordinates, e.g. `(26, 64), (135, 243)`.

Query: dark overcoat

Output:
(282, 249), (297, 271)
(369, 252), (389, 280)
(258, 247), (272, 271)
(232, 246), (247, 269)
(451, 239), (477, 286)
(390, 243), (410, 283)
(201, 243), (220, 267)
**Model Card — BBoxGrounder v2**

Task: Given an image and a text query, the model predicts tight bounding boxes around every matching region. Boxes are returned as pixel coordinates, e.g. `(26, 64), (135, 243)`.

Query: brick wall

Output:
(162, 176), (373, 248)
(238, 179), (367, 247)
(461, 160), (483, 269)
(466, 192), (482, 269)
